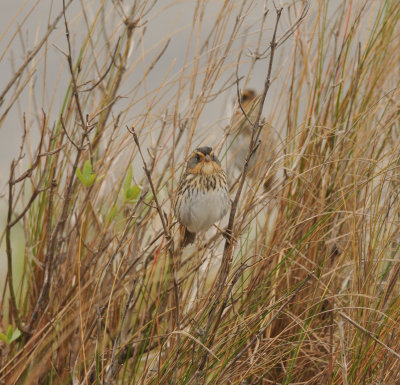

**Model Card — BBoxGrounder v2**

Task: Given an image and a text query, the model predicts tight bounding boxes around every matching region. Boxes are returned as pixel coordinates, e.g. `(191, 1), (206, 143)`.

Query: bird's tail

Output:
(179, 227), (196, 248)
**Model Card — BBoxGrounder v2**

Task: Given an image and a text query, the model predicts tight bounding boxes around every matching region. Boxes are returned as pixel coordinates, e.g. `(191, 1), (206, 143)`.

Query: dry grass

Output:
(1, 0), (400, 384)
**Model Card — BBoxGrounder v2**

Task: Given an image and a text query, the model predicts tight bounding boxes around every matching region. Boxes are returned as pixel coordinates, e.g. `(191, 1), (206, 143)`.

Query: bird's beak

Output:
(205, 154), (211, 162)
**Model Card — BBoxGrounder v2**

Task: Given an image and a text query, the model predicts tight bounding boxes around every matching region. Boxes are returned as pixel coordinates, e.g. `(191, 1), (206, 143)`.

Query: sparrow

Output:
(174, 146), (230, 247)
(228, 89), (276, 190)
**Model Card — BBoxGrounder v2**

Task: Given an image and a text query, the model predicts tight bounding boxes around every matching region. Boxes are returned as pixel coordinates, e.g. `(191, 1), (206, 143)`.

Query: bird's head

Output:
(186, 146), (222, 175)
(230, 89), (259, 136)
(240, 89), (257, 105)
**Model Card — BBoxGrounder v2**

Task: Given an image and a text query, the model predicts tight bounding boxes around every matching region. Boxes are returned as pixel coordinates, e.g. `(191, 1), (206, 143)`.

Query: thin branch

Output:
(129, 127), (180, 330)
(28, 123), (86, 329)
(5, 112), (50, 335)
(79, 38), (121, 93)
(60, 118), (85, 150)
(62, 0), (87, 130)
(6, 161), (29, 334)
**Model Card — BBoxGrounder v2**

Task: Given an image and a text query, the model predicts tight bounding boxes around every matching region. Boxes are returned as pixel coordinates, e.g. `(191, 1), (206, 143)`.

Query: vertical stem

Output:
(6, 161), (26, 334)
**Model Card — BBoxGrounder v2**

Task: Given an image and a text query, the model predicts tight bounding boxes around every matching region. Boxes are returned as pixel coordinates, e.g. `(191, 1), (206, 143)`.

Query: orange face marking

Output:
(188, 150), (221, 175)
(190, 160), (221, 175)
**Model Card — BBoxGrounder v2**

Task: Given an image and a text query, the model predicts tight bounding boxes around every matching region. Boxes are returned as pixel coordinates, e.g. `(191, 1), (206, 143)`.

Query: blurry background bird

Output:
(175, 146), (230, 247)
(228, 89), (277, 191)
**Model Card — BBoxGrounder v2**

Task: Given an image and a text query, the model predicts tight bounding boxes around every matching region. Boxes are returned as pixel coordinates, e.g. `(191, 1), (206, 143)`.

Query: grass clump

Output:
(1, 0), (400, 384)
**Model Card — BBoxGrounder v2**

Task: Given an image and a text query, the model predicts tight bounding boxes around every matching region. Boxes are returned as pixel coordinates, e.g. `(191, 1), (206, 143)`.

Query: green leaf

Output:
(7, 325), (13, 341)
(9, 328), (21, 343)
(82, 160), (93, 179)
(0, 332), (8, 343)
(124, 167), (133, 191)
(75, 167), (85, 184)
(0, 325), (21, 344)
(125, 185), (141, 201)
(106, 204), (118, 226)
(123, 167), (141, 202)
(76, 160), (96, 187)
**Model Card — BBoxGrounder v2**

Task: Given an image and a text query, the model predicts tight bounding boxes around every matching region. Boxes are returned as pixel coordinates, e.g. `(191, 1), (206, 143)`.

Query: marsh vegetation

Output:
(1, 0), (400, 384)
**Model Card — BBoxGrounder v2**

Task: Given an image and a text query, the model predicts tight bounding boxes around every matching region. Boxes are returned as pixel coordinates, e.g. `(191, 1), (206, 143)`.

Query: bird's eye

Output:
(196, 154), (201, 161)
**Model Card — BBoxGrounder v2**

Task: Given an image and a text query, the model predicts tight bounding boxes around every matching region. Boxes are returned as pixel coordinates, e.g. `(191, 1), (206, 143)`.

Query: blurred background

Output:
(0, 0), (288, 180)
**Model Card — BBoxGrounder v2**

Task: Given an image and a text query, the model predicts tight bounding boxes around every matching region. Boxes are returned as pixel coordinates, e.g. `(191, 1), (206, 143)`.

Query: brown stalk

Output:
(217, 271), (313, 381)
(5, 113), (51, 336)
(6, 161), (28, 335)
(62, 0), (87, 131)
(194, 9), (284, 383)
(339, 311), (400, 361)
(218, 7), (282, 287)
(129, 127), (180, 331)
(28, 3), (90, 327)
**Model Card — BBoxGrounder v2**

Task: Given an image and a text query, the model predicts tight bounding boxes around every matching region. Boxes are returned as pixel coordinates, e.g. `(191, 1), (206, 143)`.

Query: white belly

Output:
(178, 188), (229, 233)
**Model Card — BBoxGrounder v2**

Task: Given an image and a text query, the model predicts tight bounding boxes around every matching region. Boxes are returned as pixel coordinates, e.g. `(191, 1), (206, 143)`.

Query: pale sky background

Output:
(0, 0), (302, 187)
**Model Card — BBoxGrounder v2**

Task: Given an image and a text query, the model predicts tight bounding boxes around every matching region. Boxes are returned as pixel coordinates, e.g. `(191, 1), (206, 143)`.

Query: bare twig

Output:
(6, 161), (29, 334)
(60, 118), (85, 150)
(79, 38), (121, 93)
(337, 318), (348, 385)
(5, 113), (49, 335)
(29, 124), (86, 329)
(62, 0), (86, 130)
(128, 127), (180, 330)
